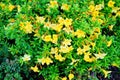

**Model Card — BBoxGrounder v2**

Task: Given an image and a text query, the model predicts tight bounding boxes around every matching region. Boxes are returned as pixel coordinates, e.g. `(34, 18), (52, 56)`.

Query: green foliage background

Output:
(0, 0), (120, 80)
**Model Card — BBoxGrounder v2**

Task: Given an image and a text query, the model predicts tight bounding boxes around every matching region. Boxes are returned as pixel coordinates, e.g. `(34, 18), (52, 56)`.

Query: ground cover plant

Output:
(0, 0), (120, 80)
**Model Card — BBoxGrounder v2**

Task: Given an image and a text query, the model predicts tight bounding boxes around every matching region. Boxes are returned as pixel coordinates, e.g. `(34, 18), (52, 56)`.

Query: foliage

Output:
(0, 58), (22, 80)
(0, 0), (120, 80)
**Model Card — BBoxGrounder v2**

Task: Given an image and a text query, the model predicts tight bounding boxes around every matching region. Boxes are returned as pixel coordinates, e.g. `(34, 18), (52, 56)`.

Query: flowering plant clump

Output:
(0, 0), (120, 80)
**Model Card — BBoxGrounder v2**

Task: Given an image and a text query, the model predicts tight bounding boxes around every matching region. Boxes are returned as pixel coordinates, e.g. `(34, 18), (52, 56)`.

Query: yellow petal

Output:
(61, 3), (70, 11)
(77, 47), (84, 55)
(8, 4), (15, 11)
(45, 57), (53, 65)
(55, 54), (65, 62)
(108, 25), (114, 31)
(31, 65), (39, 72)
(102, 69), (111, 78)
(68, 73), (74, 80)
(94, 52), (107, 59)
(42, 35), (52, 42)
(84, 52), (96, 62)
(51, 34), (58, 44)
(108, 0), (115, 8)
(107, 39), (112, 47)
(61, 77), (67, 80)
(112, 62), (119, 67)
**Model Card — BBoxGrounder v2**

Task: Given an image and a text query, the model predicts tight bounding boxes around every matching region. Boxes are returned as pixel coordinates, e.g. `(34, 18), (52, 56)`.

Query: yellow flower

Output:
(49, 1), (58, 8)
(68, 73), (74, 80)
(55, 54), (65, 62)
(45, 57), (53, 65)
(61, 77), (67, 80)
(108, 25), (114, 31)
(84, 52), (96, 62)
(50, 47), (58, 54)
(90, 42), (96, 48)
(92, 10), (99, 17)
(25, 22), (33, 33)
(94, 52), (107, 59)
(116, 11), (120, 16)
(38, 57), (53, 65)
(51, 34), (58, 44)
(64, 18), (72, 27)
(107, 39), (112, 47)
(69, 46), (74, 51)
(19, 22), (24, 27)
(38, 58), (46, 65)
(59, 45), (73, 53)
(89, 5), (95, 12)
(20, 21), (33, 34)
(74, 29), (85, 38)
(44, 22), (52, 28)
(58, 17), (65, 25)
(83, 45), (91, 52)
(112, 7), (120, 13)
(108, 0), (115, 8)
(51, 24), (63, 32)
(95, 4), (103, 11)
(61, 3), (70, 11)
(94, 27), (101, 34)
(8, 4), (15, 11)
(59, 46), (67, 53)
(31, 65), (39, 72)
(77, 47), (84, 55)
(36, 16), (45, 24)
(90, 33), (99, 40)
(62, 39), (72, 46)
(102, 69), (111, 78)
(42, 35), (52, 42)
(22, 54), (31, 61)
(63, 26), (73, 34)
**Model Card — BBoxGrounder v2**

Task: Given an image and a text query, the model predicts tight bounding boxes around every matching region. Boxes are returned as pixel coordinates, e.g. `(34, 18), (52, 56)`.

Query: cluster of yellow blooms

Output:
(74, 29), (85, 38)
(42, 34), (58, 44)
(50, 47), (65, 62)
(47, 1), (70, 11)
(88, 0), (120, 22)
(62, 73), (74, 80)
(19, 21), (33, 34)
(49, 1), (58, 8)
(37, 57), (53, 65)
(59, 39), (73, 53)
(1, 0), (119, 79)
(17, 0), (118, 79)
(0, 3), (15, 11)
(43, 17), (73, 32)
(8, 4), (15, 11)
(108, 0), (120, 17)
